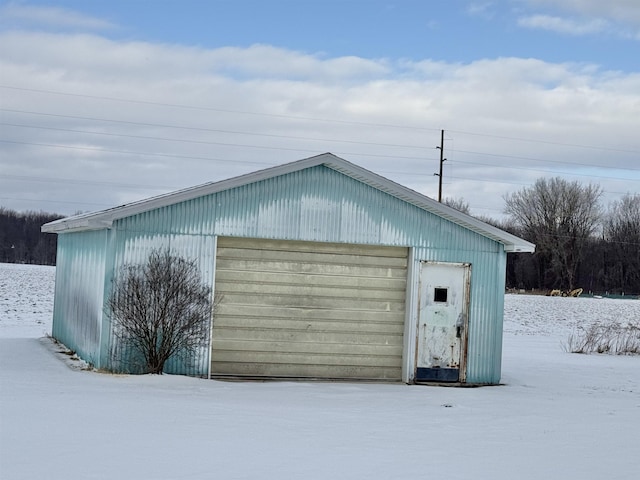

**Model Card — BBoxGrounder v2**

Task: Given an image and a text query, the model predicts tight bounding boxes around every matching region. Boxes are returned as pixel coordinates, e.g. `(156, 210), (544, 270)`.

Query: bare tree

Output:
(605, 193), (640, 294)
(504, 177), (602, 291)
(443, 197), (471, 215)
(107, 249), (213, 374)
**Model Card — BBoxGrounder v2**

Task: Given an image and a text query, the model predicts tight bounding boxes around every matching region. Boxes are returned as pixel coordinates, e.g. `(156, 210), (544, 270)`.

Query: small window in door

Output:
(434, 287), (448, 303)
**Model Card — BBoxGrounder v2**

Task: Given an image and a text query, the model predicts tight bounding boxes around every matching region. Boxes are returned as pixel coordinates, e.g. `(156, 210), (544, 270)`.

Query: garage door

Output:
(211, 237), (408, 380)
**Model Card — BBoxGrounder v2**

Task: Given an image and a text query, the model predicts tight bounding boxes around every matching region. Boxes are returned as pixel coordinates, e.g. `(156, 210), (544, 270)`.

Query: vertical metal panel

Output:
(209, 166), (429, 245)
(468, 250), (506, 384)
(51, 230), (107, 368)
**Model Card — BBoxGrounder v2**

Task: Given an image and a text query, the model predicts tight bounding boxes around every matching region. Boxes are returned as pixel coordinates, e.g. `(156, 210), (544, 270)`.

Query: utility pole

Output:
(435, 129), (446, 202)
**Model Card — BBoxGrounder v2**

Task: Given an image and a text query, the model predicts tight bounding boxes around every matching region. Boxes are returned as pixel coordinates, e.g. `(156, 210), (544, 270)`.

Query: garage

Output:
(211, 236), (408, 380)
(43, 153), (534, 384)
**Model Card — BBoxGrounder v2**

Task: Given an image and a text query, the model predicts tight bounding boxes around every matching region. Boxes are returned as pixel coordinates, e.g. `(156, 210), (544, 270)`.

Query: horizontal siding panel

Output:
(212, 362), (401, 380)
(213, 350), (401, 368)
(213, 327), (403, 344)
(216, 269), (407, 288)
(213, 339), (402, 356)
(216, 258), (407, 278)
(214, 313), (405, 332)
(215, 305), (404, 326)
(220, 237), (408, 257)
(216, 280), (406, 300)
(216, 291), (405, 311)
(216, 248), (407, 268)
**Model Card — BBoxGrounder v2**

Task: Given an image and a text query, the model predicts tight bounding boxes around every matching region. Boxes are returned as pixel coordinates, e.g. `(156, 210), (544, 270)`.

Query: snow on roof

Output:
(42, 153), (535, 253)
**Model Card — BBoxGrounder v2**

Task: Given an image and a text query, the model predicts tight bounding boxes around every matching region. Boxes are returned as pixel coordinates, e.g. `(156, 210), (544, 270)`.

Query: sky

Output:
(0, 0), (639, 220)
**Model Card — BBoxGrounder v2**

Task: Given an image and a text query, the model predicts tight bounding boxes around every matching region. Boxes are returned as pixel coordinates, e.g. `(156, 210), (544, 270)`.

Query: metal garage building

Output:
(43, 153), (534, 385)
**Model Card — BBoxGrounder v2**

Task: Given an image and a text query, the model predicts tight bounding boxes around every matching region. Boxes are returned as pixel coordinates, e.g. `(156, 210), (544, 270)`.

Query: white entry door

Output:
(416, 262), (470, 382)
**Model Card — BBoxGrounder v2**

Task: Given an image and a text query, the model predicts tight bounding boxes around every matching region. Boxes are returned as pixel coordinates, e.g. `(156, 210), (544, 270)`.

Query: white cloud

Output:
(0, 32), (389, 84)
(524, 0), (640, 25)
(0, 31), (638, 219)
(0, 2), (115, 31)
(517, 14), (609, 35)
(519, 0), (640, 38)
(466, 2), (497, 19)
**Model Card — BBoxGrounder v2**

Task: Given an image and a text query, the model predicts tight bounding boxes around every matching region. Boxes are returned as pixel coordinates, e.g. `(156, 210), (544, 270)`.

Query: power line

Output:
(2, 166), (633, 201)
(0, 119), (429, 151)
(2, 90), (638, 212)
(448, 129), (640, 155)
(2, 127), (637, 194)
(444, 175), (635, 196)
(3, 109), (637, 173)
(1, 139), (636, 195)
(0, 139), (435, 162)
(0, 139), (315, 163)
(0, 85), (438, 132)
(0, 196), (112, 208)
(451, 159), (640, 182)
(1, 174), (176, 191)
(2, 85), (638, 154)
(451, 148), (640, 172)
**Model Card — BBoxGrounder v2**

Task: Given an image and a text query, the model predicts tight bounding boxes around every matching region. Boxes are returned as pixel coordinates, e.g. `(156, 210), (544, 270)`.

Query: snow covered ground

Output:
(1, 263), (639, 480)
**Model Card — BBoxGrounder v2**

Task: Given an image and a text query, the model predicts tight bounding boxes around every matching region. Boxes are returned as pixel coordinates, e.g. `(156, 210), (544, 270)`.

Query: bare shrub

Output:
(565, 322), (640, 355)
(107, 249), (213, 374)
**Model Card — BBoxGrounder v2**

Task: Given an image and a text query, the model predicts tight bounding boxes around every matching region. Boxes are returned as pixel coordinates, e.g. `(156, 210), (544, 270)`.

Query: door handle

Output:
(455, 313), (465, 338)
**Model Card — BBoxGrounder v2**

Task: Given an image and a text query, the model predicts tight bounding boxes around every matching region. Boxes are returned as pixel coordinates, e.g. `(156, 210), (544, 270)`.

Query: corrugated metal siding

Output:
(104, 220), (217, 376)
(55, 165), (508, 382)
(209, 166), (423, 245)
(107, 165), (502, 256)
(212, 237), (407, 380)
(51, 230), (107, 368)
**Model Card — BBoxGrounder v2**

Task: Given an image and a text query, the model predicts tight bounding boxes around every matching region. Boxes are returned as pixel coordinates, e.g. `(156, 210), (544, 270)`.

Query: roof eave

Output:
(504, 242), (536, 253)
(42, 218), (113, 233)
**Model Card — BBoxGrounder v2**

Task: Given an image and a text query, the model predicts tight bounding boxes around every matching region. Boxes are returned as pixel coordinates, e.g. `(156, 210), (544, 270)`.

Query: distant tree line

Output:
(0, 208), (63, 265)
(3, 178), (639, 294)
(447, 180), (640, 296)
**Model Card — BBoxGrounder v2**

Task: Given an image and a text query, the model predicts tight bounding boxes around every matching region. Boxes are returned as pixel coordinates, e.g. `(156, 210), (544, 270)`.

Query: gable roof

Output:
(42, 153), (535, 253)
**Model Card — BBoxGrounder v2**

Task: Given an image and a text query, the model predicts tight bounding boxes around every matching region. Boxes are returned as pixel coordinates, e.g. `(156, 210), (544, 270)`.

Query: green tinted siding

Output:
(52, 230), (107, 368)
(52, 165), (509, 382)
